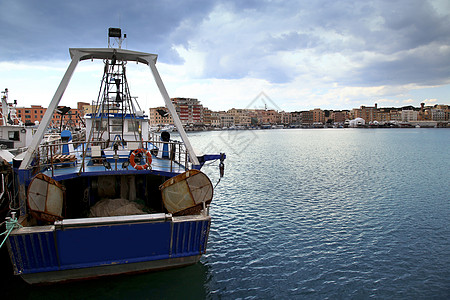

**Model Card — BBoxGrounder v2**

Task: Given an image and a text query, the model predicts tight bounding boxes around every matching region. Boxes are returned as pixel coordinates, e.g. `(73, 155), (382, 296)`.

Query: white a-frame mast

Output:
(19, 47), (199, 170)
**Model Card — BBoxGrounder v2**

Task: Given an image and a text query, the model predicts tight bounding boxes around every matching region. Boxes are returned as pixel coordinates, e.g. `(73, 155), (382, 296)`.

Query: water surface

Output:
(3, 128), (450, 299)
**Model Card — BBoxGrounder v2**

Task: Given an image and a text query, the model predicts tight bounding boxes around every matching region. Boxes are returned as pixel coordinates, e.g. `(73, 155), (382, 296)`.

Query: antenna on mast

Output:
(108, 28), (126, 48)
(1, 88), (9, 125)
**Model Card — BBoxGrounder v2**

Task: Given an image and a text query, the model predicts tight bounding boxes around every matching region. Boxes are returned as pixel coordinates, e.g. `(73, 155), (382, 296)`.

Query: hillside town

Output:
(1, 91), (449, 130)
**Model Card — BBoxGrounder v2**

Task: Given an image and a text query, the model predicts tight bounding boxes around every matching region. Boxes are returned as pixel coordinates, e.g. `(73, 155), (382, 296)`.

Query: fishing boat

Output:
(0, 89), (37, 221)
(1, 28), (225, 284)
(0, 89), (37, 160)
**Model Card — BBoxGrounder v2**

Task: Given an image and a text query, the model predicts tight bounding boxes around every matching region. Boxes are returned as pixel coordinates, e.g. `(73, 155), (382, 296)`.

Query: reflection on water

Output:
(4, 261), (211, 299)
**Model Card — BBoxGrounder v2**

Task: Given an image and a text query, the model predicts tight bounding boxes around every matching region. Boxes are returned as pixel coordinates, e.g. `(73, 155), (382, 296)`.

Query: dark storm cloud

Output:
(348, 45), (450, 87)
(181, 0), (449, 87)
(358, 1), (450, 54)
(0, 0), (216, 63)
(1, 0), (449, 88)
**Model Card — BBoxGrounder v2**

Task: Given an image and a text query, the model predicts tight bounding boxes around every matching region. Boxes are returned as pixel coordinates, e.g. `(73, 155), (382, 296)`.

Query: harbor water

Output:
(2, 128), (450, 299)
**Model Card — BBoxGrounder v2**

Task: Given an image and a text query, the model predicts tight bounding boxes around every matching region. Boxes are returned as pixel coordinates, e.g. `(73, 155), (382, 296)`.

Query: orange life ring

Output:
(129, 148), (152, 170)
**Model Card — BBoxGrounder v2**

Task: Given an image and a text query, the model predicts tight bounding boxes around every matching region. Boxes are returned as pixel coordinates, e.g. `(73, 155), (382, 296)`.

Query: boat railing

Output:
(29, 139), (192, 175)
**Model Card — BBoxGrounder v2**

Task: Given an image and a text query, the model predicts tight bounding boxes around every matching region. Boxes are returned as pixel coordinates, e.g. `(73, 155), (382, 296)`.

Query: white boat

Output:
(0, 89), (37, 160)
(160, 124), (175, 132)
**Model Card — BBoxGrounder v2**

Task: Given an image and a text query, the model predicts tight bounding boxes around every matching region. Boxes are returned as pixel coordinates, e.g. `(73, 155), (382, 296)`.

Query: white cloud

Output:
(423, 98), (439, 105)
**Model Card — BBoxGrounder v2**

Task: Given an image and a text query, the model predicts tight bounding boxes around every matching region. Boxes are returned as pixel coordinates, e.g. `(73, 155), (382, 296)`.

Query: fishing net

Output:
(89, 198), (146, 217)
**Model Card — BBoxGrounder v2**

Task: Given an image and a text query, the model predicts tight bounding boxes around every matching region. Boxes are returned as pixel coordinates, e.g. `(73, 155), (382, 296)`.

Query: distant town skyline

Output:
(147, 98), (449, 128)
(2, 97), (448, 129)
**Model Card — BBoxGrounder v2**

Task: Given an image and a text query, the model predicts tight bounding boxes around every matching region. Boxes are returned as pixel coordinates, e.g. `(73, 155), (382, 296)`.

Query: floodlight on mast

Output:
(108, 27), (126, 48)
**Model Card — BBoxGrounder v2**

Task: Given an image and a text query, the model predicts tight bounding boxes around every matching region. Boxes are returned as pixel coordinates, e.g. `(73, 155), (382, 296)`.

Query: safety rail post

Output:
(179, 143), (182, 166)
(185, 147), (188, 170)
(50, 144), (54, 177)
(82, 142), (85, 173)
(170, 141), (173, 172)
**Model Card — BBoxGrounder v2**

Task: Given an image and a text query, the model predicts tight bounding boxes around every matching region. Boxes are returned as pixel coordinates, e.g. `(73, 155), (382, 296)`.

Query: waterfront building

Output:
(219, 111), (234, 128)
(247, 109), (262, 125)
(228, 108), (252, 127)
(332, 110), (349, 124)
(301, 110), (313, 125)
(203, 108), (212, 127)
(280, 111), (292, 125)
(433, 105), (450, 121)
(377, 108), (396, 122)
(15, 105), (46, 125)
(209, 110), (221, 127)
(312, 108), (325, 124)
(9, 103), (86, 128)
(431, 108), (447, 121)
(401, 110), (418, 122)
(246, 109), (281, 125)
(247, 110), (262, 125)
(77, 102), (89, 113)
(260, 109), (279, 125)
(290, 111), (303, 125)
(171, 97), (204, 126)
(352, 104), (378, 123)
(149, 106), (174, 126)
(390, 110), (402, 122)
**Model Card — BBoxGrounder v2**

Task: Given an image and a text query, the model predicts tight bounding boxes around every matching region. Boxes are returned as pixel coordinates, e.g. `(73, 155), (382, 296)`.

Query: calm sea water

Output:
(3, 128), (450, 299)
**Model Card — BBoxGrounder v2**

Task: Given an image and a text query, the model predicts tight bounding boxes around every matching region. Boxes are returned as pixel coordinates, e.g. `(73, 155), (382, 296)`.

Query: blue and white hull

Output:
(7, 214), (210, 284)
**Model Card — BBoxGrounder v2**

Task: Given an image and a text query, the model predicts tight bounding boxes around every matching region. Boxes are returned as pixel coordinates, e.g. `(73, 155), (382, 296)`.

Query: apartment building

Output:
(301, 111), (313, 124)
(219, 112), (235, 128)
(290, 111), (303, 125)
(401, 110), (418, 122)
(352, 104), (378, 123)
(228, 108), (252, 127)
(312, 108), (325, 124)
(332, 110), (349, 123)
(280, 111), (292, 125)
(149, 106), (173, 125)
(9, 103), (87, 128)
(431, 109), (446, 121)
(207, 110), (221, 127)
(171, 98), (204, 126)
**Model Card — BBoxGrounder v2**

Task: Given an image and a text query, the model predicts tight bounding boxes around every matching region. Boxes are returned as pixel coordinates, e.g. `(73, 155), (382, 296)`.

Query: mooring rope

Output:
(0, 213), (22, 249)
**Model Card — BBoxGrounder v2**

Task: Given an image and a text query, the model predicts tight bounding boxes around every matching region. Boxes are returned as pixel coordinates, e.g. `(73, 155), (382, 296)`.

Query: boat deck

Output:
(41, 151), (188, 180)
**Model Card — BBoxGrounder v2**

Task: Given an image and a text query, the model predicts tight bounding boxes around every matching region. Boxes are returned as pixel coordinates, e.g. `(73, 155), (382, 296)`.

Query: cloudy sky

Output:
(1, 0), (449, 112)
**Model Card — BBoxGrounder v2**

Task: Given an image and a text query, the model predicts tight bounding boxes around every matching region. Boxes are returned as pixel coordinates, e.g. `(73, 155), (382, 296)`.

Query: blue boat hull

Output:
(7, 214), (210, 284)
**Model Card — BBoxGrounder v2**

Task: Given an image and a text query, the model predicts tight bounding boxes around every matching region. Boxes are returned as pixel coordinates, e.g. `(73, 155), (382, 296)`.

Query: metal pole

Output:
(20, 51), (82, 170)
(51, 145), (54, 177)
(147, 60), (200, 165)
